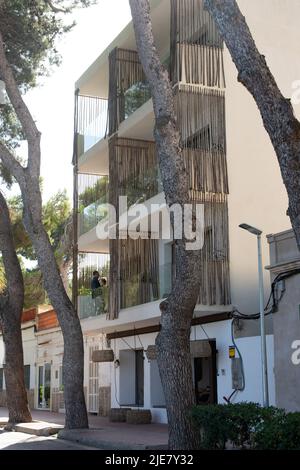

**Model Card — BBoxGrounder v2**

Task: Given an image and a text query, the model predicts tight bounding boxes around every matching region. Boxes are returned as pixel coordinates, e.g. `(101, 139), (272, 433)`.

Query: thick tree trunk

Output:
(21, 182), (88, 429)
(129, 0), (201, 449)
(1, 312), (32, 424)
(0, 192), (32, 424)
(156, 259), (201, 449)
(204, 0), (300, 248)
(0, 30), (88, 430)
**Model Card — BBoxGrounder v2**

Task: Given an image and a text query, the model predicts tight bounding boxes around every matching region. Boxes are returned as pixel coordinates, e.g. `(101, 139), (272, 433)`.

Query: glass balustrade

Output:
(78, 262), (172, 320)
(77, 95), (108, 159)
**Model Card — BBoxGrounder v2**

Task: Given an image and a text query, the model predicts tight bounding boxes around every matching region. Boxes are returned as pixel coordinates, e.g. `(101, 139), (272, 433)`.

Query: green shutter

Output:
(24, 365), (30, 390)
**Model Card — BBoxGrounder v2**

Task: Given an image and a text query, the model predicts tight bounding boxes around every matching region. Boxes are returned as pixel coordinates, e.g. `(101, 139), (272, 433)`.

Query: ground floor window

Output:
(24, 365), (30, 390)
(38, 363), (51, 409)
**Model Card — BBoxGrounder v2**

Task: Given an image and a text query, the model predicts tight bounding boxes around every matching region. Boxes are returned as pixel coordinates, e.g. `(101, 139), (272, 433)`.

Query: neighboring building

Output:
(267, 229), (300, 412)
(0, 308), (36, 409)
(72, 0), (300, 422)
(0, 305), (111, 416)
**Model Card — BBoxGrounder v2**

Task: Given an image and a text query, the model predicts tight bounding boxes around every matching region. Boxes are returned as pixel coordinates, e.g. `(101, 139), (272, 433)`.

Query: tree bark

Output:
(129, 0), (201, 449)
(0, 192), (32, 424)
(204, 0), (300, 248)
(21, 179), (88, 428)
(0, 31), (88, 429)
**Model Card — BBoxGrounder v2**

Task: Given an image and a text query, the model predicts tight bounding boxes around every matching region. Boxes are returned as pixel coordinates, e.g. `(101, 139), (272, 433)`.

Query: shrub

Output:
(254, 411), (300, 450)
(191, 402), (300, 450)
(225, 402), (263, 448)
(190, 404), (232, 449)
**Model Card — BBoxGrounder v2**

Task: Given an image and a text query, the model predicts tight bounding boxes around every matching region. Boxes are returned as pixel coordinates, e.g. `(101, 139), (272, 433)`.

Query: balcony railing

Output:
(78, 287), (108, 319)
(78, 174), (109, 236)
(79, 194), (108, 236)
(77, 262), (172, 320)
(77, 252), (109, 320)
(77, 95), (108, 159)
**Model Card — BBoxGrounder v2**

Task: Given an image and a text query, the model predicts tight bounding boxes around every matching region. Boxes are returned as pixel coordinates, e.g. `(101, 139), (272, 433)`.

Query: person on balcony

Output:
(91, 271), (104, 314)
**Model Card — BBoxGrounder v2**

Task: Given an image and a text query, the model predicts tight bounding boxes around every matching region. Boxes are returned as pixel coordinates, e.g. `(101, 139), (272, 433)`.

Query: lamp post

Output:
(239, 223), (269, 407)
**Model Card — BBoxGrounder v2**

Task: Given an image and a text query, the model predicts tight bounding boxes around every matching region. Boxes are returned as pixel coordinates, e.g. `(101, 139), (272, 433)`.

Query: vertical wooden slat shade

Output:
(170, 0), (224, 86)
(108, 136), (159, 319)
(106, 0), (231, 319)
(176, 84), (228, 195)
(108, 48), (149, 136)
(171, 0), (231, 306)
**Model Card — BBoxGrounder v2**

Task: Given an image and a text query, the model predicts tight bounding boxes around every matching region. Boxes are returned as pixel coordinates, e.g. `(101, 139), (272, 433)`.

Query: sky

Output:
(14, 0), (132, 203)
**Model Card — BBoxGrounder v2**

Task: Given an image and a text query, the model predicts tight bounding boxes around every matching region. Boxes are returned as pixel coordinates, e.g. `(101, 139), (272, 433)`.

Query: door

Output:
(88, 346), (99, 413)
(135, 349), (144, 406)
(38, 363), (51, 409)
(194, 340), (217, 405)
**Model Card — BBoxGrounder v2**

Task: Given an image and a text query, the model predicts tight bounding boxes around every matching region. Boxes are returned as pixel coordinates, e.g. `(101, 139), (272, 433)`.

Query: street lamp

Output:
(239, 223), (269, 407)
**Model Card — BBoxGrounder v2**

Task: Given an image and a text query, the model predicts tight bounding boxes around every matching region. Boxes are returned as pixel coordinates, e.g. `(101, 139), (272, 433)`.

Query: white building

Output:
(71, 0), (300, 423)
(1, 0), (298, 422)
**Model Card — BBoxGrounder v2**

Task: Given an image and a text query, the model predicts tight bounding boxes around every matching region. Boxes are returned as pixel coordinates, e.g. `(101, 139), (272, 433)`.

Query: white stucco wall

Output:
(226, 0), (300, 314)
(0, 325), (36, 390)
(110, 320), (275, 423)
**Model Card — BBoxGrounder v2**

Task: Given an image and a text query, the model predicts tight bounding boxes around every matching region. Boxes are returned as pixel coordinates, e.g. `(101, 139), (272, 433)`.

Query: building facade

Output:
(267, 229), (300, 412)
(2, 0), (298, 422)
(71, 0), (300, 423)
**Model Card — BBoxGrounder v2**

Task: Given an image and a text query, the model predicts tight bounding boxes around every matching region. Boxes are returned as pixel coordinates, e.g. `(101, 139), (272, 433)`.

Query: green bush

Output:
(191, 402), (300, 450)
(190, 404), (232, 449)
(226, 402), (264, 448)
(254, 410), (300, 450)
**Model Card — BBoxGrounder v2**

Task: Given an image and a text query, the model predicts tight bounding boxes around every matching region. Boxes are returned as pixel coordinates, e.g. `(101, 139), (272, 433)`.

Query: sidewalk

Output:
(0, 408), (168, 450)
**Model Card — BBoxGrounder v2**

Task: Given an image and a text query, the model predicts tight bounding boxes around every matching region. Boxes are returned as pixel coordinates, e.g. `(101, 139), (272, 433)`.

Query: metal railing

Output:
(77, 95), (108, 158)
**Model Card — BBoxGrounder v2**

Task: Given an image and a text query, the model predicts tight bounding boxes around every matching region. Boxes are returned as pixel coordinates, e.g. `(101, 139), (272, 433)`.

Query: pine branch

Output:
(44, 0), (69, 14)
(0, 30), (41, 179)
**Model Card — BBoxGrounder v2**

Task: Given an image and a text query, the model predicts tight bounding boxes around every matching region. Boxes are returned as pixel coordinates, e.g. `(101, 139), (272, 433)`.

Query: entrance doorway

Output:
(135, 349), (144, 406)
(119, 349), (144, 406)
(38, 363), (51, 409)
(193, 340), (217, 405)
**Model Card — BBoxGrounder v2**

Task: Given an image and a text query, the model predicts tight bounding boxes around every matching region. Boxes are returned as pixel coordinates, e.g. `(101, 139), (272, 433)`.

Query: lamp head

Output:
(239, 223), (262, 236)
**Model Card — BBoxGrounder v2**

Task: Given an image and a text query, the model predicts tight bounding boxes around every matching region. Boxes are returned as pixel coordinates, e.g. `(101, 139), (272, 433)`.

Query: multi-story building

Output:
(71, 0), (299, 423)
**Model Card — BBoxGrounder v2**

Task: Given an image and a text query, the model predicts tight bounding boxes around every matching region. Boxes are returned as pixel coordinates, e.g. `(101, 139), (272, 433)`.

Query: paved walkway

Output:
(0, 408), (168, 450)
(0, 429), (97, 450)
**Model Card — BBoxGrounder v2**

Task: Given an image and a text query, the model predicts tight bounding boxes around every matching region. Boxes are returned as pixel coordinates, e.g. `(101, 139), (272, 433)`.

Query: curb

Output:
(58, 429), (167, 450)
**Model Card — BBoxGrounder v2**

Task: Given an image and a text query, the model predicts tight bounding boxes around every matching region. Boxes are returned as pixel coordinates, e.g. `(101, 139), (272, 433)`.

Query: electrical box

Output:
(231, 357), (244, 390)
(229, 345), (236, 359)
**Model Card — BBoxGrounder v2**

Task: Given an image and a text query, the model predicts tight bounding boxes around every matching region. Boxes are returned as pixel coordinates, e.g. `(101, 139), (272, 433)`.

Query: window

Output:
(24, 365), (30, 390)
(184, 125), (211, 151)
(0, 368), (3, 391)
(59, 365), (64, 391)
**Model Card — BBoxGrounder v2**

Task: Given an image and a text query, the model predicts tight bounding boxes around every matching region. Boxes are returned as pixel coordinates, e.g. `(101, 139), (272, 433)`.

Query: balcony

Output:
(120, 262), (172, 310)
(76, 95), (108, 160)
(77, 252), (109, 320)
(78, 259), (172, 320)
(78, 174), (109, 237)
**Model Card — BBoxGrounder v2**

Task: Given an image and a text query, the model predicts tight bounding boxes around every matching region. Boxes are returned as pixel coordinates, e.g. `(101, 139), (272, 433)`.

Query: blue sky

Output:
(9, 0), (132, 202)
